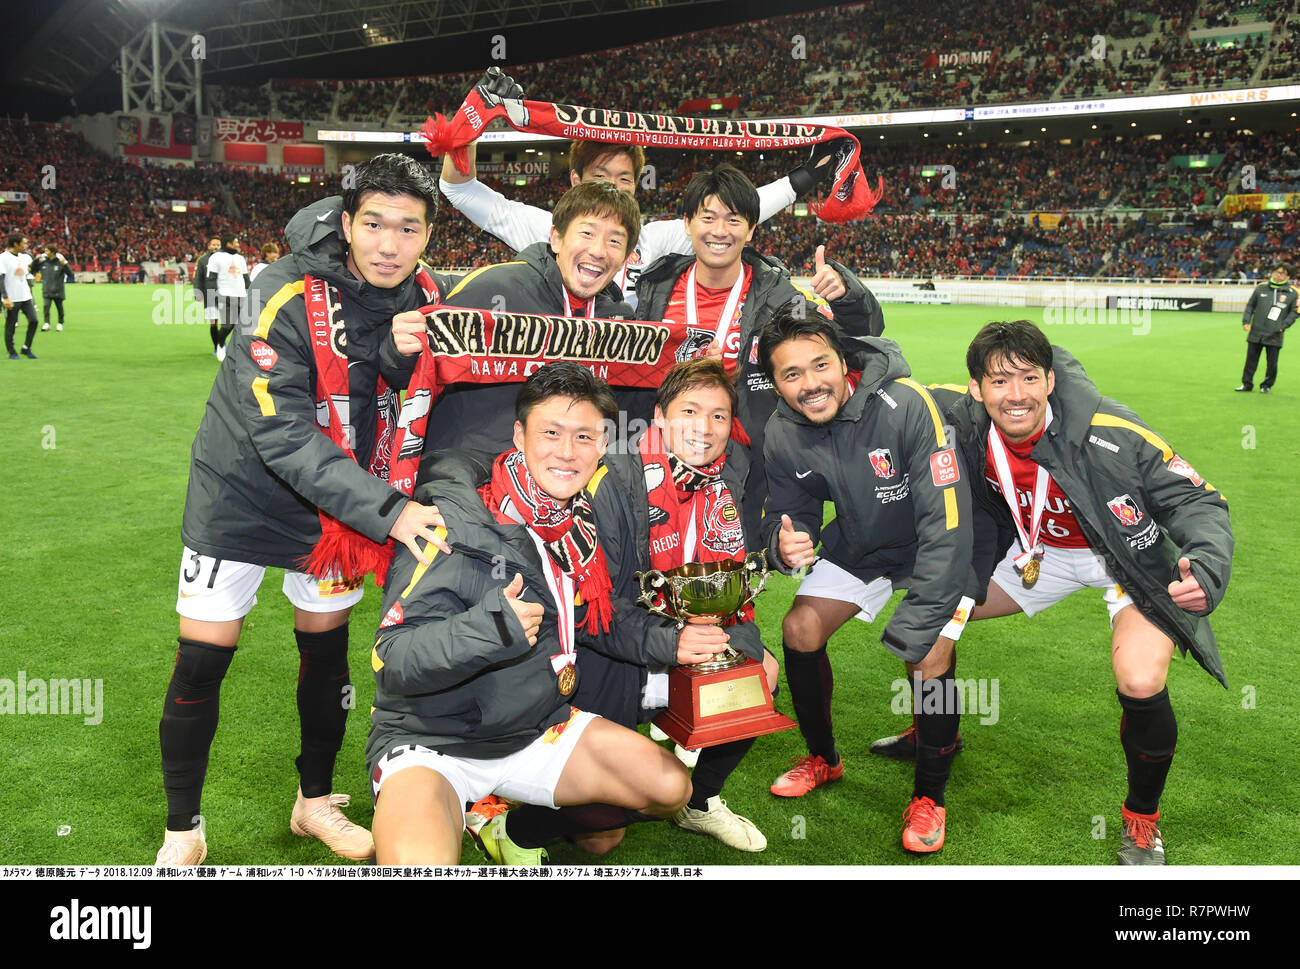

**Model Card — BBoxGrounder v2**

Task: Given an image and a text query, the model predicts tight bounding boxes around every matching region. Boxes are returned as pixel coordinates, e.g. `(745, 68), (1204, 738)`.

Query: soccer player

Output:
(193, 236), (222, 357)
(1235, 262), (1297, 394)
(1, 233), (40, 359)
(758, 304), (974, 855)
(635, 163), (883, 540)
(206, 234), (250, 363)
(873, 320), (1233, 864)
(424, 179), (642, 453)
(32, 245), (74, 333)
(481, 358), (778, 859)
(250, 242), (280, 282)
(367, 363), (692, 865)
(438, 69), (848, 308)
(157, 154), (456, 866)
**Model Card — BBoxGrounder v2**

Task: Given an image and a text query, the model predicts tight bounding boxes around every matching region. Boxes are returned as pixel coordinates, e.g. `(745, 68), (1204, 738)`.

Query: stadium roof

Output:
(7, 0), (832, 117)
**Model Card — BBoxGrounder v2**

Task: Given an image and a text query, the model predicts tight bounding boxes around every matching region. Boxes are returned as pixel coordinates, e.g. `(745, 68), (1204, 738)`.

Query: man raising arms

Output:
(439, 69), (846, 308)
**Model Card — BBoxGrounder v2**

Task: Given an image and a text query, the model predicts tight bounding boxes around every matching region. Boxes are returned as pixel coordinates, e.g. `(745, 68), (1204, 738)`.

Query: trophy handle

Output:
(635, 569), (681, 625)
(740, 550), (771, 607)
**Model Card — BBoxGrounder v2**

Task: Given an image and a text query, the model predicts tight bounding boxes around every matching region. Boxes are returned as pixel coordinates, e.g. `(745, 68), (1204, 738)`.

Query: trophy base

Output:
(652, 656), (798, 750)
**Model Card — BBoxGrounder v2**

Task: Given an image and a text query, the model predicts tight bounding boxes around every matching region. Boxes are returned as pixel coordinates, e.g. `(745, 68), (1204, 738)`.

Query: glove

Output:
(476, 66), (524, 102)
(787, 137), (854, 195)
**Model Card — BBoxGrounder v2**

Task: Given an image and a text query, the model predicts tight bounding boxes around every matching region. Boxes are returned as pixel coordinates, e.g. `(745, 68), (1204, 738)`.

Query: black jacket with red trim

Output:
(932, 348), (1233, 686)
(760, 335), (974, 663)
(181, 195), (458, 568)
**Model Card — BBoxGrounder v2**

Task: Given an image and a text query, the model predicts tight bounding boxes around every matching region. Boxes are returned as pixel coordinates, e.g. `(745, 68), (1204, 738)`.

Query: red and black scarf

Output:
(480, 448), (613, 635)
(640, 426), (750, 622)
(423, 89), (883, 223)
(298, 269), (441, 584)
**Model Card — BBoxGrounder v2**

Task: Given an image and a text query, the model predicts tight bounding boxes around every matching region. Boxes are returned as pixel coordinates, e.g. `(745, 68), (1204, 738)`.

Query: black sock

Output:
(294, 624), (351, 799)
(689, 736), (758, 809)
(782, 643), (838, 766)
(505, 803), (654, 849)
(1118, 688), (1177, 816)
(913, 659), (960, 807)
(160, 638), (235, 831)
(217, 324), (235, 348)
(209, 323), (221, 350)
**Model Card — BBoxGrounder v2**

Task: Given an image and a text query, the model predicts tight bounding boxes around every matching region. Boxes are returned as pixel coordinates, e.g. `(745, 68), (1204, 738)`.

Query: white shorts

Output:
(797, 558), (897, 623)
(797, 558), (974, 643)
(991, 545), (1133, 623)
(175, 546), (366, 622)
(370, 709), (597, 823)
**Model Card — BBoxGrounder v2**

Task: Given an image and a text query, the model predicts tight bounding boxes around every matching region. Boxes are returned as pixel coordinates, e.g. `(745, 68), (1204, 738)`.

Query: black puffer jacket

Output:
(366, 449), (578, 764)
(181, 195), (456, 567)
(934, 348), (1233, 686)
(760, 335), (974, 663)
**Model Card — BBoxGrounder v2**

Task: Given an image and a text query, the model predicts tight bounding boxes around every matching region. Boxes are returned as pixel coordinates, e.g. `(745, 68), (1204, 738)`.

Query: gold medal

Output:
(557, 664), (576, 696)
(1022, 556), (1041, 588)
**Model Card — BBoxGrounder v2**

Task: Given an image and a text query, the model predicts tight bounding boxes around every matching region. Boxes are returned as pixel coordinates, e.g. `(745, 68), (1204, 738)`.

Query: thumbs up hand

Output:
(503, 572), (544, 645)
(809, 244), (846, 301)
(1167, 556), (1208, 614)
(778, 514), (816, 570)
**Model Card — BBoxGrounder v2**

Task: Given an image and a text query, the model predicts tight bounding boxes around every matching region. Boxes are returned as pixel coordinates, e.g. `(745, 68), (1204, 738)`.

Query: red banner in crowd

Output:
(214, 119), (305, 143)
(424, 87), (883, 223)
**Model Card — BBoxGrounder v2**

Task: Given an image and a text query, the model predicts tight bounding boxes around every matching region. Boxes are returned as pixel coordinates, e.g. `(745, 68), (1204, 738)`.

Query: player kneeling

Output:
(367, 363), (691, 865)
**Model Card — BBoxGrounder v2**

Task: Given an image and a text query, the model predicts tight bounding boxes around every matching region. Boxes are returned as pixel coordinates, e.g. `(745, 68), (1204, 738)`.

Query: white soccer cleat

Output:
(672, 796), (766, 852)
(215, 345), (226, 363)
(155, 827), (207, 867)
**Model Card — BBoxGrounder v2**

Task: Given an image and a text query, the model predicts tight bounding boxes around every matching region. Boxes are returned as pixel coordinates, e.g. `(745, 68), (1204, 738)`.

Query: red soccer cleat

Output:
(901, 796), (946, 854)
(770, 755), (844, 797)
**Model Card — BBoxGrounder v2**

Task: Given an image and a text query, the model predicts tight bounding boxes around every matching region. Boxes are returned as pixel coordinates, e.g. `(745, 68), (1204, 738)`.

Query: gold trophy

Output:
(636, 551), (796, 749)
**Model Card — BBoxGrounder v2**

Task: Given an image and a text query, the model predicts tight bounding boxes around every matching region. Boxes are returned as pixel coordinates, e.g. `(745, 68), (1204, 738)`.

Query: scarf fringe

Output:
(300, 525), (394, 587)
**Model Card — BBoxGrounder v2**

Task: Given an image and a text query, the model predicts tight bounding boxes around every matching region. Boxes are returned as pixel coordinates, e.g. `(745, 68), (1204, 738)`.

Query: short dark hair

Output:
(341, 153), (439, 223)
(516, 361), (618, 426)
(656, 357), (737, 416)
(43, 244), (56, 254)
(221, 233), (239, 247)
(1272, 262), (1292, 276)
(552, 180), (641, 257)
(757, 300), (845, 381)
(569, 141), (646, 183)
(682, 164), (759, 227)
(7, 232), (25, 248)
(966, 320), (1054, 382)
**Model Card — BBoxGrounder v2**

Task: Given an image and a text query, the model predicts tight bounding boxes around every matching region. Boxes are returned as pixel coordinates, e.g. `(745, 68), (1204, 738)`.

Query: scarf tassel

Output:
(299, 523), (395, 587)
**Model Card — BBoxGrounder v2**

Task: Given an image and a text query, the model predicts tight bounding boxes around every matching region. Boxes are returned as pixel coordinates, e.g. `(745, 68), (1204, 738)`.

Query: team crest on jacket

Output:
(869, 448), (895, 479)
(1166, 455), (1203, 486)
(1107, 494), (1144, 526)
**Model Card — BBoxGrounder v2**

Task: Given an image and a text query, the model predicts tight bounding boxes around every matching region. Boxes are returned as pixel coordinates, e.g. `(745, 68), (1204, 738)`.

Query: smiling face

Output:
(570, 150), (639, 195)
(769, 334), (850, 425)
(684, 194), (754, 278)
(549, 212), (629, 301)
(512, 395), (608, 504)
(655, 382), (733, 468)
(970, 353), (1056, 444)
(341, 190), (433, 289)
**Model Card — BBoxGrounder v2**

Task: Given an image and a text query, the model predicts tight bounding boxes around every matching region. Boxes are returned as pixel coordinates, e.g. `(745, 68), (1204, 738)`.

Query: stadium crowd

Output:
(199, 0), (1294, 126)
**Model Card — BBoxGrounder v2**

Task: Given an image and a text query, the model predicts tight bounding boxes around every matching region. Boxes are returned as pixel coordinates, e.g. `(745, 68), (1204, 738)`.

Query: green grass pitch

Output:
(1, 285), (1296, 867)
